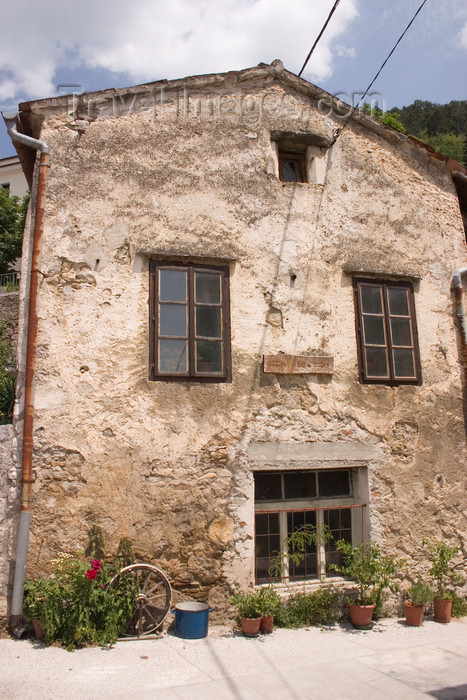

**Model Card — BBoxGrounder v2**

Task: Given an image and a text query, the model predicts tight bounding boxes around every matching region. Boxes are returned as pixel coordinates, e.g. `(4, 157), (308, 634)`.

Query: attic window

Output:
(271, 131), (331, 185)
(278, 151), (306, 182)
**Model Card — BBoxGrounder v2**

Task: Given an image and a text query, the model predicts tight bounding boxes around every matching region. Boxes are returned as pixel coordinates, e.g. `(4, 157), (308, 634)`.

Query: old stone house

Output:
(2, 60), (467, 619)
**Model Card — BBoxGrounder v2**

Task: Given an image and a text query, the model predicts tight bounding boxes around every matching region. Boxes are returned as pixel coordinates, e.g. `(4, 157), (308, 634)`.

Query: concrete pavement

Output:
(2, 616), (467, 699)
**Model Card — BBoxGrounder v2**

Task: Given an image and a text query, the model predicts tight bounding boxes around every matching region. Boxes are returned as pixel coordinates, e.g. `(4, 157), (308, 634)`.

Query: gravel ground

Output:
(1, 616), (467, 699)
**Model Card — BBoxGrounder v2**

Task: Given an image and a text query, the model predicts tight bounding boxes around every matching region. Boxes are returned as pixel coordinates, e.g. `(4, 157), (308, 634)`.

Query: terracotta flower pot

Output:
(349, 603), (375, 628)
(241, 616), (261, 636)
(260, 615), (274, 634)
(433, 598), (452, 624)
(404, 601), (425, 626)
(32, 619), (44, 640)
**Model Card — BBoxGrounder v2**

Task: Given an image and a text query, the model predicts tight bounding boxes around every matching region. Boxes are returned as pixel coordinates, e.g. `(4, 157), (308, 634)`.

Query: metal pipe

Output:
(2, 113), (49, 635)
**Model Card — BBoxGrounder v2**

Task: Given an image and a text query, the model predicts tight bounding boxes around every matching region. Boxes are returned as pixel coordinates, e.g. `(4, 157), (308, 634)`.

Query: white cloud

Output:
(0, 0), (358, 104)
(335, 45), (356, 58)
(461, 21), (467, 49)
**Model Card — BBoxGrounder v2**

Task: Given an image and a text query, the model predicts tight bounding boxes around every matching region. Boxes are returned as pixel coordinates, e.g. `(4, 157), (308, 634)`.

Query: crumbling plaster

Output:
(9, 71), (467, 613)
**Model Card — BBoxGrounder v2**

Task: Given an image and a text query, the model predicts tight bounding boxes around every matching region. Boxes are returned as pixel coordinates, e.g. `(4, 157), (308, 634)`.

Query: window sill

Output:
(255, 576), (357, 597)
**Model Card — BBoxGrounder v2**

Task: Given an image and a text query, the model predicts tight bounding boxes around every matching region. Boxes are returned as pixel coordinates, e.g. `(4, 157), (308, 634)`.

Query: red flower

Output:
(85, 569), (98, 580)
(92, 559), (102, 571)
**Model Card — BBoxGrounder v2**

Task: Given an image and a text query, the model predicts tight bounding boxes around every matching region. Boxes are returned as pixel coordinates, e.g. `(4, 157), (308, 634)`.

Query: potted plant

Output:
(23, 576), (61, 640)
(230, 590), (262, 635)
(257, 586), (280, 634)
(404, 580), (432, 626)
(332, 540), (399, 628)
(423, 539), (461, 623)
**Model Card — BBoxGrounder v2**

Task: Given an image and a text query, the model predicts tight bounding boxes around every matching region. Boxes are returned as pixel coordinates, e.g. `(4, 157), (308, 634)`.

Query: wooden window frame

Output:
(278, 151), (306, 183)
(254, 469), (360, 584)
(149, 260), (231, 382)
(353, 278), (422, 385)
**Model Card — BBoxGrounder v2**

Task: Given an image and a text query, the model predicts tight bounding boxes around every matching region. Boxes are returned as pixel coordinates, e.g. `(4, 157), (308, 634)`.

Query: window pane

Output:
(324, 508), (352, 575)
(159, 304), (187, 337)
(363, 316), (386, 345)
(195, 341), (222, 373)
(365, 347), (389, 377)
(281, 160), (298, 181)
(195, 272), (221, 304)
(318, 470), (350, 497)
(159, 269), (187, 302)
(341, 508), (351, 529)
(388, 287), (409, 316)
(284, 472), (317, 499)
(393, 349), (415, 378)
(196, 307), (221, 338)
(255, 513), (269, 536)
(287, 511), (317, 580)
(390, 318), (412, 346)
(255, 473), (282, 501)
(255, 512), (280, 582)
(159, 339), (187, 373)
(360, 285), (383, 314)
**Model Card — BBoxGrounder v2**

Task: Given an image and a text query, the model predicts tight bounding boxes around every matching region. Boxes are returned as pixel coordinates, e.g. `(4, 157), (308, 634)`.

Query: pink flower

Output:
(92, 559), (102, 571)
(100, 584), (105, 589)
(85, 569), (98, 580)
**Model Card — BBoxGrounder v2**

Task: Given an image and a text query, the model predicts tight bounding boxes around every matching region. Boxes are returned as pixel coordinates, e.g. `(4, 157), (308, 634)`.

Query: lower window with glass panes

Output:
(254, 469), (365, 583)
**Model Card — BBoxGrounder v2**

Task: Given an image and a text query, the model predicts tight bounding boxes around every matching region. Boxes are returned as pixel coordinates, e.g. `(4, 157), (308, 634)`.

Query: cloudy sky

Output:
(1, 0), (466, 157)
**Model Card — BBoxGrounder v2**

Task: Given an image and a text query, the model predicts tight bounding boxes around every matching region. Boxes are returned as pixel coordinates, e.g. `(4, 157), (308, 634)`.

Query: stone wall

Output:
(8, 64), (467, 616)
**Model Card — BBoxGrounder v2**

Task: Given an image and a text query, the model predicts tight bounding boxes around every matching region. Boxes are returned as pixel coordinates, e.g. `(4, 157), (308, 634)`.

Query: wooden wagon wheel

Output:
(110, 563), (172, 637)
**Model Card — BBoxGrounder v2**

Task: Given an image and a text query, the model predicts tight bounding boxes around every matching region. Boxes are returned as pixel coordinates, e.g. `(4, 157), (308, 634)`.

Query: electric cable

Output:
(298, 0), (342, 78)
(336, 0), (429, 138)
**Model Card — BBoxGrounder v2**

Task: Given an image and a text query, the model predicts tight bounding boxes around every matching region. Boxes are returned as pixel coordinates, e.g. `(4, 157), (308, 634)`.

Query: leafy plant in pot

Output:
(230, 590), (262, 635)
(257, 586), (280, 634)
(331, 540), (400, 628)
(404, 580), (432, 626)
(423, 539), (462, 623)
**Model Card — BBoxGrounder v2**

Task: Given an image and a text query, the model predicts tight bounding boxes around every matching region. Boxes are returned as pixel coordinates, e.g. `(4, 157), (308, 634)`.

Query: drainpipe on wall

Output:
(452, 268), (467, 369)
(2, 113), (49, 635)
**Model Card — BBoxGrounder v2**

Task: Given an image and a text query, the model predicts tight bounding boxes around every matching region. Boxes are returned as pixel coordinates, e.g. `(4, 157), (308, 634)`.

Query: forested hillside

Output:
(390, 100), (467, 166)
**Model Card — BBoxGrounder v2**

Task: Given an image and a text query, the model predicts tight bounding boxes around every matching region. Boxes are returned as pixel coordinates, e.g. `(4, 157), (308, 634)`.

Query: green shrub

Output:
(23, 528), (137, 650)
(0, 321), (15, 424)
(422, 539), (462, 599)
(274, 586), (340, 629)
(407, 580), (433, 607)
(331, 540), (399, 614)
(230, 590), (262, 620)
(451, 592), (467, 618)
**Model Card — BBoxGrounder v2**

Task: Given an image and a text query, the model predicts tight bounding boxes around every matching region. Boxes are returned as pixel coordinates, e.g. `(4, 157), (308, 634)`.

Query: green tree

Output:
(360, 103), (406, 133)
(0, 321), (15, 424)
(418, 131), (465, 165)
(0, 190), (29, 274)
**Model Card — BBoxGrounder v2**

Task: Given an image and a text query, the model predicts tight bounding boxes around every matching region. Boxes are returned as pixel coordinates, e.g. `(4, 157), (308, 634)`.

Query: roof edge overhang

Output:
(9, 59), (467, 185)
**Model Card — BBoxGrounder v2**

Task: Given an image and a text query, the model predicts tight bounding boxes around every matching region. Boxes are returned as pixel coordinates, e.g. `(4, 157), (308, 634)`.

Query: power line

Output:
(298, 0), (342, 78)
(337, 0), (429, 136)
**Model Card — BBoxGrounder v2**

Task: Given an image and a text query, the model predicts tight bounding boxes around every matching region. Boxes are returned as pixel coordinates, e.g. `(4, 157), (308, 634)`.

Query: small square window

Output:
(149, 261), (231, 381)
(353, 278), (421, 385)
(278, 151), (306, 182)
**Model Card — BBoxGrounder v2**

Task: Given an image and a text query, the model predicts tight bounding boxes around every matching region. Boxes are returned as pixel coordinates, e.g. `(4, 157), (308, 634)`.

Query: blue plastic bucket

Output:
(172, 602), (213, 639)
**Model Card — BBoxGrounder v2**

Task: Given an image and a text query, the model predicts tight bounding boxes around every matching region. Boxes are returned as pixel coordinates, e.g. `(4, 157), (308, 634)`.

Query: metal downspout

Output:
(452, 268), (467, 369)
(2, 113), (49, 634)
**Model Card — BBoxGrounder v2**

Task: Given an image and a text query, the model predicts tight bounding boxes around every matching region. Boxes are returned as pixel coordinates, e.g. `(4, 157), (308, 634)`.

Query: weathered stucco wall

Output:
(10, 64), (467, 613)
